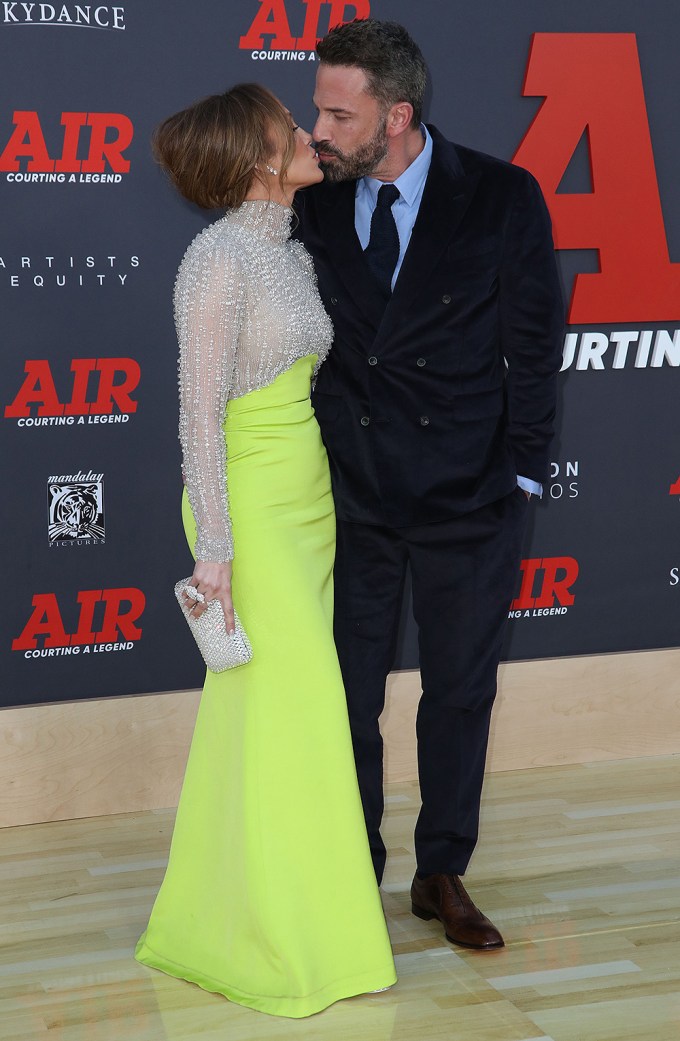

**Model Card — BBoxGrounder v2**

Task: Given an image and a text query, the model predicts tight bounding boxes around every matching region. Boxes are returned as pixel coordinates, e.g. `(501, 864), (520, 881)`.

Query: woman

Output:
(134, 84), (396, 1017)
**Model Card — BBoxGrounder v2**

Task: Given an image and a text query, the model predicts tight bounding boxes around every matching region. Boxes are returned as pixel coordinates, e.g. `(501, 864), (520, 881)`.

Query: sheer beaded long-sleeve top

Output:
(175, 198), (334, 563)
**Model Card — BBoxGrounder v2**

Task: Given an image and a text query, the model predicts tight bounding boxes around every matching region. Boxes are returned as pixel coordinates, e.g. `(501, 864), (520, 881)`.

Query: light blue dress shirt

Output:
(355, 125), (433, 289)
(354, 126), (541, 498)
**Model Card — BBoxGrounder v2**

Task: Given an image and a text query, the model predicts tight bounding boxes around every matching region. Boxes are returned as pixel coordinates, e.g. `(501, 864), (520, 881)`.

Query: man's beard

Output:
(314, 118), (389, 182)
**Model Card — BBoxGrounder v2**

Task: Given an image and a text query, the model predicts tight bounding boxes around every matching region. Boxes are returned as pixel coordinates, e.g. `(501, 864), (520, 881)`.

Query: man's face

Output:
(312, 63), (389, 182)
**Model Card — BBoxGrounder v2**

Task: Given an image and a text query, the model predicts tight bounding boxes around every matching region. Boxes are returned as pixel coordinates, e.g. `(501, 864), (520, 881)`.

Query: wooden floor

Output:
(2, 755), (679, 1041)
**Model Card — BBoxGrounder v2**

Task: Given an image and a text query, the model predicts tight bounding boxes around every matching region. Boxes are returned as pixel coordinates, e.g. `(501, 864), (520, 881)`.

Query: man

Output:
(297, 19), (563, 950)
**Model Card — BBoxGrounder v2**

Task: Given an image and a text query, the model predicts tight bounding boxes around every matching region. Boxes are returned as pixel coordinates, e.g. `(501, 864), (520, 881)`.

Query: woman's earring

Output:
(265, 163), (279, 176)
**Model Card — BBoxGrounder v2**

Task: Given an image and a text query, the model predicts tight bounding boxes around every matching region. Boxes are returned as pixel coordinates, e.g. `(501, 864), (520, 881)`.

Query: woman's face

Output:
(272, 111), (324, 192)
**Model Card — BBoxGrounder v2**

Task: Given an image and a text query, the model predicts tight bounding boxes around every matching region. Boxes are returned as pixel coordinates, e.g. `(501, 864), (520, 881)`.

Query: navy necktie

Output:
(364, 183), (400, 298)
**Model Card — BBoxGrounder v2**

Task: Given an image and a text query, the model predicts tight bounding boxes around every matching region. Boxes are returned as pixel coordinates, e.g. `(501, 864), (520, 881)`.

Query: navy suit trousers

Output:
(333, 486), (530, 883)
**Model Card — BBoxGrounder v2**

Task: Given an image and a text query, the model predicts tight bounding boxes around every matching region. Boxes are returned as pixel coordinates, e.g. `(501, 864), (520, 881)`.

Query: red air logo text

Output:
(240, 0), (369, 51)
(5, 358), (140, 423)
(12, 588), (145, 652)
(514, 33), (680, 324)
(0, 111), (133, 173)
(510, 556), (579, 617)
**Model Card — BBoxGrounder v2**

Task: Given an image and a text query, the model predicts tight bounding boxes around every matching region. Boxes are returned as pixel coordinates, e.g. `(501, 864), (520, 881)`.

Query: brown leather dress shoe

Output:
(411, 873), (504, 950)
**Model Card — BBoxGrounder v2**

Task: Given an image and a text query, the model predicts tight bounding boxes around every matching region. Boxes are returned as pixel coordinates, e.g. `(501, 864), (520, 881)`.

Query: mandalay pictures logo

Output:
(48, 472), (105, 547)
(1, 4), (126, 29)
(239, 0), (369, 60)
(0, 110), (134, 184)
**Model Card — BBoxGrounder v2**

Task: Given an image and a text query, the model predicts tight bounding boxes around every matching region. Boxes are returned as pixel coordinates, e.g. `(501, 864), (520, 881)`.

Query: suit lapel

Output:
(386, 131), (480, 319)
(315, 180), (387, 328)
(316, 131), (480, 334)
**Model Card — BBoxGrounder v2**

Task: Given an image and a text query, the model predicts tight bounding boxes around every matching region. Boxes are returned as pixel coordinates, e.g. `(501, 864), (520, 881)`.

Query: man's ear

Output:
(387, 102), (414, 138)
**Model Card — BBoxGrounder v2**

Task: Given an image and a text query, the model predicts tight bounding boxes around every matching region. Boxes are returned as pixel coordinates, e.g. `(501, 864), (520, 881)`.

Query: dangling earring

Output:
(265, 163), (279, 176)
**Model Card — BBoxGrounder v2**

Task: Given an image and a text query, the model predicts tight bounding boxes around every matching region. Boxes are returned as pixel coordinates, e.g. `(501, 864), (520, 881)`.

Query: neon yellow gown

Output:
(135, 355), (396, 1016)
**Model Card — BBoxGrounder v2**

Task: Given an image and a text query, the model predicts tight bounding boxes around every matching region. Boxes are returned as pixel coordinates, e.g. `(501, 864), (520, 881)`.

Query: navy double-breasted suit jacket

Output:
(296, 126), (564, 527)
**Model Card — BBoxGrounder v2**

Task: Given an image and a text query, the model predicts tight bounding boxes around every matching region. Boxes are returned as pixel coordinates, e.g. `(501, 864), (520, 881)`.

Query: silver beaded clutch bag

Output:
(174, 578), (253, 673)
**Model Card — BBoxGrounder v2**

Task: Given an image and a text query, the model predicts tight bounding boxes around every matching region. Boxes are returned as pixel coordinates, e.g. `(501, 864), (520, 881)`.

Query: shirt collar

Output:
(356, 124), (433, 208)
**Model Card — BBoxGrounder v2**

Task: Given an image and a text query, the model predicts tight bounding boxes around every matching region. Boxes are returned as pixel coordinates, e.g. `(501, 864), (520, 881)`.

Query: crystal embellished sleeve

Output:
(176, 240), (245, 562)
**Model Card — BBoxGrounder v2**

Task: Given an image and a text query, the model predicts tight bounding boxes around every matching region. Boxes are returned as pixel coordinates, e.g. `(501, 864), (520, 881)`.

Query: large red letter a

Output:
(513, 34), (680, 323)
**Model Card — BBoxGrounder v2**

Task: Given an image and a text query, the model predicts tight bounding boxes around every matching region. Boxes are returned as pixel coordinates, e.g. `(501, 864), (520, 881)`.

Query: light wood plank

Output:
(1, 648), (680, 827)
(1, 756), (679, 1040)
(383, 648), (680, 779)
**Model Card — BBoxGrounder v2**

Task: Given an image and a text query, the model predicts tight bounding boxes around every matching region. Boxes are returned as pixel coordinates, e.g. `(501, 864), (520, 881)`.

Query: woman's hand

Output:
(183, 560), (234, 632)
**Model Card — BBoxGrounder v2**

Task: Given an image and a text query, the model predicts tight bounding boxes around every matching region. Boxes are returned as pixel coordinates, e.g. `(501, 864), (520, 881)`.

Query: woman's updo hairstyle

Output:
(152, 83), (295, 210)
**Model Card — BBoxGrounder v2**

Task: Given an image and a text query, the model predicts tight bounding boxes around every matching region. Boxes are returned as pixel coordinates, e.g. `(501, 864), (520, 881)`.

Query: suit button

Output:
(416, 357), (426, 367)
(330, 297), (338, 305)
(420, 416), (430, 426)
(368, 356), (378, 366)
(360, 416), (370, 426)
(442, 294), (451, 304)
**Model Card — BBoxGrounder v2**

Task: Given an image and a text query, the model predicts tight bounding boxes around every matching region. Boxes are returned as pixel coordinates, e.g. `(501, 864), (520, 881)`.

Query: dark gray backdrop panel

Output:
(1, 1), (678, 707)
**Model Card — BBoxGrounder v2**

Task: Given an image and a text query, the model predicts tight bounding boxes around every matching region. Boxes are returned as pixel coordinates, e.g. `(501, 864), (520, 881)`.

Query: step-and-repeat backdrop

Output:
(2, 2), (678, 707)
